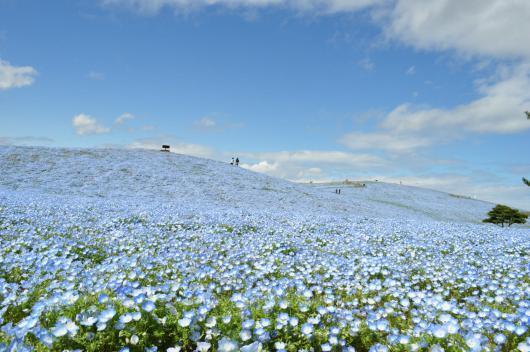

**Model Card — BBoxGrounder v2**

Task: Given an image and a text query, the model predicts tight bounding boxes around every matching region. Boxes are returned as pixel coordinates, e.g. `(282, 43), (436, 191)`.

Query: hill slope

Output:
(1, 146), (529, 351)
(0, 146), (492, 223)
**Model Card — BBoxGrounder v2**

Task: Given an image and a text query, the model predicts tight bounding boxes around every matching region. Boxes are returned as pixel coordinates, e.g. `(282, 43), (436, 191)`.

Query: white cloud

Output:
(241, 160), (279, 173)
(72, 114), (111, 135)
(237, 150), (388, 180)
(358, 57), (375, 71)
(340, 131), (431, 152)
(241, 150), (387, 167)
(102, 0), (382, 15)
(103, 0), (530, 61)
(385, 0), (530, 60)
(88, 71), (105, 80)
(194, 117), (217, 129)
(0, 59), (37, 91)
(115, 112), (135, 125)
(341, 63), (530, 152)
(405, 65), (415, 75)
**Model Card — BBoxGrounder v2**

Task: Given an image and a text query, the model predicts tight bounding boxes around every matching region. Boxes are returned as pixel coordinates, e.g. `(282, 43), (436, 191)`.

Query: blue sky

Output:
(1, 0), (529, 209)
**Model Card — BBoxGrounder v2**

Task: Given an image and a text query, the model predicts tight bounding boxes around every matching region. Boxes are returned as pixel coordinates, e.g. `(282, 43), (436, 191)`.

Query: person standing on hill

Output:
(235, 157), (239, 166)
(230, 157), (234, 165)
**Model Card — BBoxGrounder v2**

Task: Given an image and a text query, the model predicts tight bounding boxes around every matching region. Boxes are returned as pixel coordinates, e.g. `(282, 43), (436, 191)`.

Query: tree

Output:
(483, 204), (528, 227)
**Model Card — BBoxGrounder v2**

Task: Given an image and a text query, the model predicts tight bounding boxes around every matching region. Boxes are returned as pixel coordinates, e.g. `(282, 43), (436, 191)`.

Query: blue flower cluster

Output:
(0, 147), (528, 351)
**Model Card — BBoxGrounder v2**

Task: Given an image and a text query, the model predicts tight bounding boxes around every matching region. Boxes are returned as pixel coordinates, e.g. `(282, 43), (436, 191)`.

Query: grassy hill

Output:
(0, 146), (494, 224)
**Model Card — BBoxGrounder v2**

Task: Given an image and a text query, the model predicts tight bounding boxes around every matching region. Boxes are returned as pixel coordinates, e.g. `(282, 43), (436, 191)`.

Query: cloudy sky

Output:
(1, 0), (529, 209)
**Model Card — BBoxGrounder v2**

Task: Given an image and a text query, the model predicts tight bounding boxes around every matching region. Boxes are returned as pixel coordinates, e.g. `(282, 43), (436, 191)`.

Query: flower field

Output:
(0, 147), (529, 351)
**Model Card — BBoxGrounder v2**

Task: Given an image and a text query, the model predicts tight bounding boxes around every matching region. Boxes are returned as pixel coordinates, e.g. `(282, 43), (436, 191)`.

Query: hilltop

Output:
(0, 146), (493, 224)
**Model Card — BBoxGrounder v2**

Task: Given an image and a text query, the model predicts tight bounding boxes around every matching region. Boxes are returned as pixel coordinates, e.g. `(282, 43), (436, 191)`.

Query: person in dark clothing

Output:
(235, 157), (239, 166)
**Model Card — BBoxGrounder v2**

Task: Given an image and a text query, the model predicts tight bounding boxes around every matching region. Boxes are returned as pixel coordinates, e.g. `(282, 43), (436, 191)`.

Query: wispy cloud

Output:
(340, 63), (530, 153)
(385, 0), (530, 60)
(72, 114), (111, 135)
(101, 0), (382, 15)
(194, 117), (217, 130)
(357, 57), (375, 71)
(102, 0), (530, 61)
(115, 112), (135, 125)
(405, 65), (415, 75)
(0, 136), (54, 146)
(88, 70), (105, 80)
(0, 59), (37, 91)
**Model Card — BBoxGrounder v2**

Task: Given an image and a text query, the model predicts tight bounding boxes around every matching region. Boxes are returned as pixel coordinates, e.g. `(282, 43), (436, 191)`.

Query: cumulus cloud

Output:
(238, 150), (388, 180)
(385, 0), (530, 60)
(0, 59), (38, 91)
(72, 114), (111, 135)
(341, 63), (530, 152)
(115, 112), (135, 125)
(241, 160), (279, 173)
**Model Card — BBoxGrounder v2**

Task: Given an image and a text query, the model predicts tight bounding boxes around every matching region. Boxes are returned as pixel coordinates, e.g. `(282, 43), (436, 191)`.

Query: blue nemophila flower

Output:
(369, 343), (388, 352)
(222, 316), (231, 324)
(240, 342), (262, 352)
(301, 323), (314, 336)
(119, 313), (133, 324)
(142, 300), (156, 312)
(98, 307), (116, 323)
(205, 317), (216, 328)
(518, 341), (530, 352)
(217, 338), (238, 352)
(242, 319), (254, 329)
(494, 334), (506, 344)
(240, 329), (252, 341)
(321, 343), (332, 351)
(196, 342), (211, 352)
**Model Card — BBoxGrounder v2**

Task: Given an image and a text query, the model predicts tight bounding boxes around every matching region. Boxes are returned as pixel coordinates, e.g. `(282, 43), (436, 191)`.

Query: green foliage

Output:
(483, 204), (528, 227)
(523, 177), (530, 187)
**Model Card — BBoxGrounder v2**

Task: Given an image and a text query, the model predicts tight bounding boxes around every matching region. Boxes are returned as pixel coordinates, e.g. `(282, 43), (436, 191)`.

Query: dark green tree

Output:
(483, 204), (528, 227)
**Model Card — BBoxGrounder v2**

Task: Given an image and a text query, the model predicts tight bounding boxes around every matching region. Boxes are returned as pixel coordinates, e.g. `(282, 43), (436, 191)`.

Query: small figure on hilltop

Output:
(235, 157), (239, 166)
(230, 157), (234, 165)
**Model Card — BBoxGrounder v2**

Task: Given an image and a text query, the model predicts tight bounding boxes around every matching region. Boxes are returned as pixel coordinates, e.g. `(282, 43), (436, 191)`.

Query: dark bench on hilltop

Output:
(161, 145), (170, 152)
